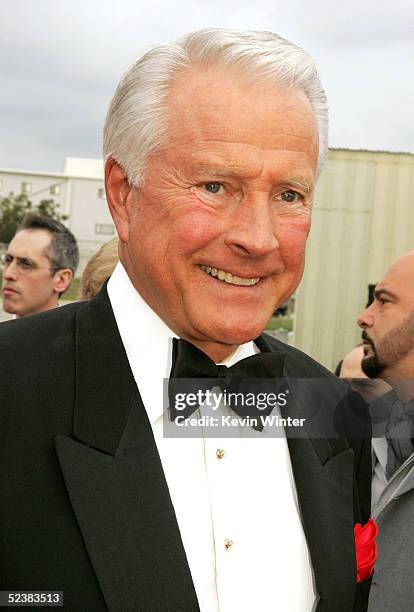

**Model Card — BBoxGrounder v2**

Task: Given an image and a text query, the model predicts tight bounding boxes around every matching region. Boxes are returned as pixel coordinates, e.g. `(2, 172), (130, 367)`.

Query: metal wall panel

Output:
(293, 149), (414, 370)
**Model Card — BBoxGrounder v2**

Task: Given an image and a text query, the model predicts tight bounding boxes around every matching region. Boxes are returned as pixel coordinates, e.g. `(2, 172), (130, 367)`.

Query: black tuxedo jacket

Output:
(0, 288), (371, 611)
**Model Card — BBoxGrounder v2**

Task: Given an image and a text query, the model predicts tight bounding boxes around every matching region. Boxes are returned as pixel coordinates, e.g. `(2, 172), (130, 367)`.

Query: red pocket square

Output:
(354, 518), (378, 582)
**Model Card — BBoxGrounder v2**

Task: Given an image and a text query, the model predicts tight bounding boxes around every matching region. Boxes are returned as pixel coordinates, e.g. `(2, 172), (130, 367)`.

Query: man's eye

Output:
(203, 182), (223, 194)
(19, 259), (33, 270)
(279, 190), (301, 203)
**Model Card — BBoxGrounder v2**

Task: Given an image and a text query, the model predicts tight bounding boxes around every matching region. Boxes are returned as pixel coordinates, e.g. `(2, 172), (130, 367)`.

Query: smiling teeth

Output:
(200, 265), (260, 286)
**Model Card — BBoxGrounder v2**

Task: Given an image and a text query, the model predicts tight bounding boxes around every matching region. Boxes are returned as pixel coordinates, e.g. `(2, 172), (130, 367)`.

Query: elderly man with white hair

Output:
(0, 29), (371, 612)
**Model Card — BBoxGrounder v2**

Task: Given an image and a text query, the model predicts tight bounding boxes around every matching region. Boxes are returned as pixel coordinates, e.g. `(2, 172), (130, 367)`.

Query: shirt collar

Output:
(107, 262), (258, 424)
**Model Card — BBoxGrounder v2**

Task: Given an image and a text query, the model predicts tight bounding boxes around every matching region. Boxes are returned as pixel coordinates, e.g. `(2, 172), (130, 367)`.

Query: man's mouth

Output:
(3, 287), (18, 296)
(361, 331), (374, 349)
(200, 265), (261, 287)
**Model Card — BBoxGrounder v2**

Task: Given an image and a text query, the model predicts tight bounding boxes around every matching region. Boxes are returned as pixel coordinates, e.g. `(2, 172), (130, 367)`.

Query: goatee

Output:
(361, 331), (385, 378)
(361, 355), (385, 378)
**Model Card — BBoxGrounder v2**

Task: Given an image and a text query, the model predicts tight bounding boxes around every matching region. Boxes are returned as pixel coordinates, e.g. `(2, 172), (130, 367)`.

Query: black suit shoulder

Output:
(0, 301), (108, 610)
(0, 300), (83, 353)
(0, 302), (87, 435)
(260, 331), (337, 378)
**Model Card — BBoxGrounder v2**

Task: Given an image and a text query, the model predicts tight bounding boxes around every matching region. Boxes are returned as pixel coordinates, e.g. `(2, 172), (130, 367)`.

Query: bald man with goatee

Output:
(357, 250), (414, 612)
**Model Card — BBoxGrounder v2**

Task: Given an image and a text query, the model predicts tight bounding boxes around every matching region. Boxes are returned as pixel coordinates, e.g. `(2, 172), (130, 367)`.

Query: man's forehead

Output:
(9, 229), (52, 259)
(376, 256), (414, 300)
(169, 142), (317, 186)
(164, 67), (318, 155)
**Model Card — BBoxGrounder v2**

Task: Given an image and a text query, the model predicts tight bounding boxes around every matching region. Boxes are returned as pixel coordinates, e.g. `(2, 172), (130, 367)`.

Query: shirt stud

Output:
(224, 538), (233, 550)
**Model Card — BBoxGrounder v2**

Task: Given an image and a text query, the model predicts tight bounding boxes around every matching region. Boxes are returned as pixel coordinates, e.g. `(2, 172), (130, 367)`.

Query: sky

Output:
(1, 0), (413, 173)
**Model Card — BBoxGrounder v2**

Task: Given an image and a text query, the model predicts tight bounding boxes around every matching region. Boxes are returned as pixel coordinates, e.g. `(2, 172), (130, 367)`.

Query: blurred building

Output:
(293, 148), (414, 369)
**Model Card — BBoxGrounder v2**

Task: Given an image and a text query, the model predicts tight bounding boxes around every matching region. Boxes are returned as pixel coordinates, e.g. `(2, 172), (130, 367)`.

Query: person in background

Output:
(335, 286), (377, 377)
(357, 250), (414, 612)
(337, 343), (390, 403)
(80, 237), (118, 300)
(1, 213), (78, 317)
(337, 344), (366, 378)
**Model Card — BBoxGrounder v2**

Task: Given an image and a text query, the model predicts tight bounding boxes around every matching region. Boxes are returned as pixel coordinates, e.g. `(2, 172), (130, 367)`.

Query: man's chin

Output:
(2, 301), (18, 315)
(211, 322), (268, 346)
(361, 355), (385, 379)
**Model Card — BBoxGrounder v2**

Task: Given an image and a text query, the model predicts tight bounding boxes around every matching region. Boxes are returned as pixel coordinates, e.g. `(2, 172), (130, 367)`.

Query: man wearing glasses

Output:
(1, 214), (79, 318)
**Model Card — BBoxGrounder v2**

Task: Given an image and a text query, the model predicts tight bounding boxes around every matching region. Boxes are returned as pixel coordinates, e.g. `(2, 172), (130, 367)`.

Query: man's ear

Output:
(105, 158), (133, 243)
(53, 269), (73, 295)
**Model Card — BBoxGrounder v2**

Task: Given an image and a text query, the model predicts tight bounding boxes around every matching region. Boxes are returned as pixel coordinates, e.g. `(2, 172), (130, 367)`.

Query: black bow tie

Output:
(169, 338), (285, 431)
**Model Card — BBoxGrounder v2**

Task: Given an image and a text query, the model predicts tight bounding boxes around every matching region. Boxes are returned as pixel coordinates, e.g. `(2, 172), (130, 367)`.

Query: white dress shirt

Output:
(108, 262), (316, 612)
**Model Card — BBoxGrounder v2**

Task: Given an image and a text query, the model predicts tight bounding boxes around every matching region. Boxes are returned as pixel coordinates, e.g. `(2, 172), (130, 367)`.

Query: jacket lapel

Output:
(256, 334), (358, 611)
(56, 288), (199, 612)
(374, 453), (414, 519)
(286, 437), (356, 612)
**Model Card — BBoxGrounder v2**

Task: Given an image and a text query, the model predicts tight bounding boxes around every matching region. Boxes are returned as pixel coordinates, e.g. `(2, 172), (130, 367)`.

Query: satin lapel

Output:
(287, 438), (356, 612)
(56, 289), (199, 612)
(255, 334), (348, 464)
(256, 334), (357, 612)
(374, 453), (414, 519)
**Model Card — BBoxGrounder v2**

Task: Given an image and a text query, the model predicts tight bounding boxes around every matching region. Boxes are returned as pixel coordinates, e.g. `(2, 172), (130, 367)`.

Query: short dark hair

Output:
(17, 214), (79, 275)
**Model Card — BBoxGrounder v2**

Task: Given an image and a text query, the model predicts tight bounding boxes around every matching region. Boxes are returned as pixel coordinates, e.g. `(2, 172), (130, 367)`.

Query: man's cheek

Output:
(171, 217), (218, 252)
(278, 214), (310, 239)
(279, 234), (308, 266)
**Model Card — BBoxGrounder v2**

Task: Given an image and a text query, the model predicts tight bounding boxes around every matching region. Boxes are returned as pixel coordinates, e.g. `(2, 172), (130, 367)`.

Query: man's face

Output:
(1, 229), (59, 317)
(357, 253), (414, 378)
(113, 69), (319, 353)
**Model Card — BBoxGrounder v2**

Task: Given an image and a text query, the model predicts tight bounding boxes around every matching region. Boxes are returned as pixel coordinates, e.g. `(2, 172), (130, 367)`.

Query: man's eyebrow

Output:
(374, 288), (398, 301)
(194, 165), (249, 177)
(6, 251), (32, 261)
(192, 166), (313, 190)
(286, 179), (312, 194)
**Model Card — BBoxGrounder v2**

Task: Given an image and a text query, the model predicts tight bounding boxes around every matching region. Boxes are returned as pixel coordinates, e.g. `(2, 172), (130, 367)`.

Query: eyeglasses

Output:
(1, 253), (56, 275)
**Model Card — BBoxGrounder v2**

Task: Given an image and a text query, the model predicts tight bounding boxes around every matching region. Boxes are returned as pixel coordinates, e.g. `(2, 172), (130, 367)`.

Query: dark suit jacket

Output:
(0, 287), (372, 611)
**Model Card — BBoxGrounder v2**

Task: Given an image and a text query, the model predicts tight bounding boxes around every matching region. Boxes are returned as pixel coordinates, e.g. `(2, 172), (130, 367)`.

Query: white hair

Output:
(103, 28), (328, 186)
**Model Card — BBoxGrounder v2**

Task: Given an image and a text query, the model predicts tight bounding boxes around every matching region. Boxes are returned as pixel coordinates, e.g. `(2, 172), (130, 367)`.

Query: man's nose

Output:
(357, 306), (374, 329)
(223, 194), (278, 258)
(3, 260), (18, 280)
